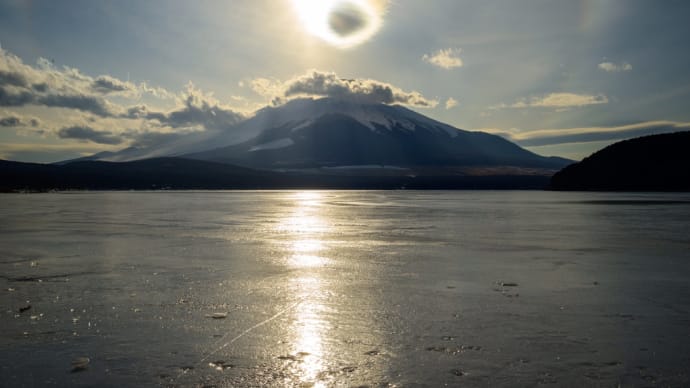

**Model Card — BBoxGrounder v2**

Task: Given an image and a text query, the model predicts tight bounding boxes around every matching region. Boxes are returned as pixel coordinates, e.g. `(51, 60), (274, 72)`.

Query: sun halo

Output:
(289, 0), (382, 49)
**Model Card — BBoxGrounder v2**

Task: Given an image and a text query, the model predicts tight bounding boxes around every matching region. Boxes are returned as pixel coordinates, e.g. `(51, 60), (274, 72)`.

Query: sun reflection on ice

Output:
(293, 239), (325, 253)
(293, 191), (324, 205)
(278, 192), (331, 268)
(291, 276), (329, 386)
(290, 239), (327, 267)
(276, 191), (333, 386)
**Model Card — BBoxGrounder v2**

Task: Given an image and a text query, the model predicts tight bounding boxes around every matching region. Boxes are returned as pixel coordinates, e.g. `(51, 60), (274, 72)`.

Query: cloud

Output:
(57, 125), (124, 145)
(0, 70), (29, 87)
(38, 94), (117, 117)
(0, 85), (117, 117)
(486, 121), (690, 147)
(445, 97), (459, 110)
(0, 114), (40, 127)
(0, 142), (117, 163)
(598, 62), (632, 72)
(0, 86), (34, 106)
(165, 83), (245, 129)
(125, 83), (245, 130)
(0, 47), (179, 118)
(250, 78), (281, 99)
(422, 48), (463, 69)
(0, 46), (247, 154)
(127, 131), (185, 148)
(255, 70), (438, 108)
(92, 75), (137, 95)
(495, 93), (609, 109)
(54, 121), (200, 149)
(0, 115), (21, 127)
(0, 49), (121, 116)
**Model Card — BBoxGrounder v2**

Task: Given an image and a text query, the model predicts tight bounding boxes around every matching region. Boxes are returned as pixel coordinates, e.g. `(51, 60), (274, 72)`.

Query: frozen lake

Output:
(1, 190), (690, 387)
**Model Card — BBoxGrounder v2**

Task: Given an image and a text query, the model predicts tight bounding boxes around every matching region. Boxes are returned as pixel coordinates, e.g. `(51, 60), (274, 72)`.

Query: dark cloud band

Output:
(57, 126), (123, 145)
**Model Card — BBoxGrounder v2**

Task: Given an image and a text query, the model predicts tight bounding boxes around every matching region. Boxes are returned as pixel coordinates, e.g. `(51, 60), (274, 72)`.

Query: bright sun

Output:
(290, 0), (382, 48)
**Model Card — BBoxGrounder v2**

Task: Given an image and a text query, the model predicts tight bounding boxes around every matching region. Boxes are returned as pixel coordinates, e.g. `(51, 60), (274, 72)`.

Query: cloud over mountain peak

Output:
(252, 70), (438, 108)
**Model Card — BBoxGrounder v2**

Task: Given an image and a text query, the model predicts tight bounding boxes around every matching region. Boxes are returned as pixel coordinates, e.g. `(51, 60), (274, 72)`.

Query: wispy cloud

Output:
(445, 97), (458, 109)
(0, 114), (40, 128)
(252, 70), (438, 108)
(38, 94), (117, 117)
(422, 48), (463, 69)
(0, 50), (139, 116)
(0, 47), (245, 151)
(598, 61), (632, 72)
(0, 142), (115, 162)
(54, 122), (196, 148)
(126, 83), (245, 131)
(91, 75), (138, 95)
(481, 121), (690, 147)
(57, 125), (124, 145)
(494, 93), (609, 109)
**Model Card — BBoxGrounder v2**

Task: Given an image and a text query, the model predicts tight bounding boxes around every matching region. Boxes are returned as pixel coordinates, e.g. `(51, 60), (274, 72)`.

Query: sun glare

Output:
(290, 0), (382, 48)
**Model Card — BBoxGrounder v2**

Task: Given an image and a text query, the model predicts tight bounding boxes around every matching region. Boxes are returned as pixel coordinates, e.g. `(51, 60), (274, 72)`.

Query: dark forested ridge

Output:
(0, 157), (553, 191)
(550, 131), (690, 191)
(0, 158), (273, 191)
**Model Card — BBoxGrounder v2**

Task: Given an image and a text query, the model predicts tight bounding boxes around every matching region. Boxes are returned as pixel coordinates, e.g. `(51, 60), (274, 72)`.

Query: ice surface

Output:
(1, 191), (690, 386)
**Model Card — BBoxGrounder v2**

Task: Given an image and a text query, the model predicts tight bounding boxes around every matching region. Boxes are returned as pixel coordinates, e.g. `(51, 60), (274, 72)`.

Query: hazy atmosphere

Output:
(2, 2), (690, 386)
(2, 0), (690, 162)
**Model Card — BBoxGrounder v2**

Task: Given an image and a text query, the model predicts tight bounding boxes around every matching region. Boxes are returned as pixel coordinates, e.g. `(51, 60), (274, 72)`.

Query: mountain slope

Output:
(88, 98), (571, 171)
(184, 111), (564, 169)
(550, 131), (690, 191)
(178, 98), (570, 170)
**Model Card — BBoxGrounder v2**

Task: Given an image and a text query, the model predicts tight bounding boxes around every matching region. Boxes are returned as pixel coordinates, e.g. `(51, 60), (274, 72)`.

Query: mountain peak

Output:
(256, 97), (459, 137)
(81, 97), (571, 172)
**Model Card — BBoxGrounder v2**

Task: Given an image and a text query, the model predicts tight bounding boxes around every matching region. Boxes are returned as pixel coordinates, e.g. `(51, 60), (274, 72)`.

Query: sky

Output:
(1, 0), (690, 163)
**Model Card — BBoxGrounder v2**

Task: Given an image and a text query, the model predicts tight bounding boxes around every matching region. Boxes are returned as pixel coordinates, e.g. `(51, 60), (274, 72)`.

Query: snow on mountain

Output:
(96, 98), (462, 162)
(274, 98), (459, 136)
(181, 99), (570, 170)
(89, 97), (571, 171)
(248, 138), (294, 152)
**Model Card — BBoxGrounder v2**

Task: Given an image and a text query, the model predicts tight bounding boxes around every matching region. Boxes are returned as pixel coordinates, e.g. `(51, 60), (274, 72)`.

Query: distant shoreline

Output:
(1, 158), (556, 192)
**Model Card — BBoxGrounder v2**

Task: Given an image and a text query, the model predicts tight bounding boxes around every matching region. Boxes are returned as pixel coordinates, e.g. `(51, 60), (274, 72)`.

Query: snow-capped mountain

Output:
(93, 98), (570, 170)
